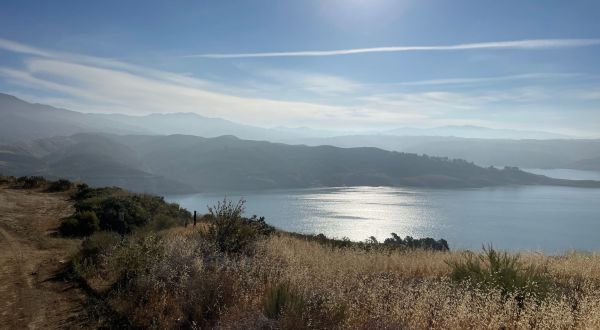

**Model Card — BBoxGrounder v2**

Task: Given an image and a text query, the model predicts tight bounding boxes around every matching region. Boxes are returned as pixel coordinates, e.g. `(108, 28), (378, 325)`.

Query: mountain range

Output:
(2, 132), (599, 194)
(1, 92), (600, 192)
(2, 93), (599, 170)
(0, 92), (575, 143)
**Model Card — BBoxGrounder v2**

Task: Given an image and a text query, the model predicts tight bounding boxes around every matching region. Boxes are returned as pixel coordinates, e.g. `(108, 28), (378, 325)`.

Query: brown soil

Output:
(0, 186), (88, 329)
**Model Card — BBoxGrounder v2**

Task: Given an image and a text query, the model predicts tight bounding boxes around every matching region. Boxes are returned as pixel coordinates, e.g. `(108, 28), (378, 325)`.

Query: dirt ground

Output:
(0, 186), (87, 329)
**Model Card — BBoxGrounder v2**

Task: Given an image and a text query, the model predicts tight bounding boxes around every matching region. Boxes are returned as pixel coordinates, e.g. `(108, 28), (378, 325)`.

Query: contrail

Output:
(185, 38), (600, 59)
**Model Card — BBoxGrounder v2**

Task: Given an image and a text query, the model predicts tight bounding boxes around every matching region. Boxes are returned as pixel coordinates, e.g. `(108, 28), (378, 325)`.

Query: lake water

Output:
(166, 169), (600, 253)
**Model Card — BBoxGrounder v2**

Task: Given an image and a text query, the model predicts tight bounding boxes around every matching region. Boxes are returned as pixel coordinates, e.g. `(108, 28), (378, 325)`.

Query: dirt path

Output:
(0, 186), (87, 329)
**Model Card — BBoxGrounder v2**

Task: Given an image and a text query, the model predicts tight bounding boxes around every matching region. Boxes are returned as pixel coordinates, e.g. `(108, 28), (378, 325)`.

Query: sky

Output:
(1, 0), (600, 136)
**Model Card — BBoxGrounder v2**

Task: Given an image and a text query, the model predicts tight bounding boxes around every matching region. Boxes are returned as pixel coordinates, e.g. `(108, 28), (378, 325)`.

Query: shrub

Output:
(111, 234), (166, 284)
(46, 179), (73, 192)
(64, 185), (191, 236)
(447, 245), (551, 302)
(72, 231), (121, 278)
(59, 211), (101, 236)
(206, 198), (273, 253)
(17, 175), (46, 189)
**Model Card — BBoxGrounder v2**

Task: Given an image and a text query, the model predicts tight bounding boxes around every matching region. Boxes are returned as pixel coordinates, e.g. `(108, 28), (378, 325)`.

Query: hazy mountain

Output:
(2, 133), (599, 193)
(570, 156), (600, 171)
(293, 135), (600, 169)
(92, 112), (284, 140)
(2, 93), (600, 170)
(0, 134), (192, 193)
(0, 93), (149, 143)
(0, 93), (326, 142)
(384, 125), (571, 139)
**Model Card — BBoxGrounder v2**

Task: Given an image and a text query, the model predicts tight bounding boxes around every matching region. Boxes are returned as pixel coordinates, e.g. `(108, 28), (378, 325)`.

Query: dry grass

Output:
(74, 228), (600, 329)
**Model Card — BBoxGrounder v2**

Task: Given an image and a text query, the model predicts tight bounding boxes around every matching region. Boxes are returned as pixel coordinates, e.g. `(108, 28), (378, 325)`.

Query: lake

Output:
(166, 169), (600, 253)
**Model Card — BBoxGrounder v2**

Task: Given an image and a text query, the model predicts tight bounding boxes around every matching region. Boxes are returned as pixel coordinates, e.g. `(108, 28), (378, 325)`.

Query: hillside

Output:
(0, 134), (193, 193)
(2, 181), (600, 329)
(2, 133), (599, 193)
(570, 156), (600, 171)
(294, 135), (600, 169)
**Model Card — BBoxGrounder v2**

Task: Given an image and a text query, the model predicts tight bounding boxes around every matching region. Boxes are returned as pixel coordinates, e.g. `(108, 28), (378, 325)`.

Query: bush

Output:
(206, 198), (274, 253)
(46, 179), (73, 192)
(17, 176), (46, 189)
(59, 211), (101, 236)
(447, 245), (551, 302)
(62, 185), (191, 236)
(72, 231), (121, 278)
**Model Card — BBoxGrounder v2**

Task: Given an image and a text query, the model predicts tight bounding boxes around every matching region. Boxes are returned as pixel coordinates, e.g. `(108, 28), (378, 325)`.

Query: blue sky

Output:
(1, 0), (600, 136)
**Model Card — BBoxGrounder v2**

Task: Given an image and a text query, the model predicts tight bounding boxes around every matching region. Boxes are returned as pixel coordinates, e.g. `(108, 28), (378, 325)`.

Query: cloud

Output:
(184, 38), (600, 59)
(0, 38), (54, 57)
(394, 73), (583, 87)
(0, 38), (598, 133)
(251, 68), (361, 95)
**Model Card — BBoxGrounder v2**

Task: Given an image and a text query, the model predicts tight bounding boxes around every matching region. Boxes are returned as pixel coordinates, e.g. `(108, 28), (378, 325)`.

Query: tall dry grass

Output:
(77, 229), (600, 329)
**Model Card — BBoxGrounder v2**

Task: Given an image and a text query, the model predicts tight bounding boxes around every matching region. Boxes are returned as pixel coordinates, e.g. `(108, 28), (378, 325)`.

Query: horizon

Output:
(1, 1), (600, 138)
(0, 91), (590, 139)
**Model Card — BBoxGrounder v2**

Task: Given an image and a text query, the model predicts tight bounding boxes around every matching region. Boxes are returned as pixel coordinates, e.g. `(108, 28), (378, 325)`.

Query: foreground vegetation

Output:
(2, 175), (600, 329)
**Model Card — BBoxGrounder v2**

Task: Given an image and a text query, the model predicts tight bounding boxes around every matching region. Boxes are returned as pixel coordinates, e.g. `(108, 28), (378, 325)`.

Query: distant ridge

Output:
(2, 133), (599, 194)
(1, 92), (599, 170)
(384, 125), (572, 139)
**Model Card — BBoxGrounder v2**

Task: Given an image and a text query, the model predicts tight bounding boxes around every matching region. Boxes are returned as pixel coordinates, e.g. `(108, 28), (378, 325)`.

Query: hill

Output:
(2, 181), (600, 328)
(294, 135), (600, 169)
(0, 93), (293, 143)
(2, 133), (599, 193)
(569, 156), (600, 171)
(3, 93), (600, 170)
(0, 134), (193, 193)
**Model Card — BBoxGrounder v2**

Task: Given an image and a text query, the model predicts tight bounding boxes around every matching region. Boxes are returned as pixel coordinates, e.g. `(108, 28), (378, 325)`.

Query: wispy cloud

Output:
(0, 38), (598, 133)
(394, 73), (583, 87)
(185, 38), (600, 59)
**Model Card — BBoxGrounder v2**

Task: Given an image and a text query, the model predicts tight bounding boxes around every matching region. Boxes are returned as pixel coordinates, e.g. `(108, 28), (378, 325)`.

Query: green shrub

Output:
(64, 185), (191, 236)
(110, 234), (166, 283)
(447, 246), (551, 302)
(46, 179), (73, 192)
(59, 211), (101, 236)
(72, 231), (121, 278)
(206, 198), (273, 253)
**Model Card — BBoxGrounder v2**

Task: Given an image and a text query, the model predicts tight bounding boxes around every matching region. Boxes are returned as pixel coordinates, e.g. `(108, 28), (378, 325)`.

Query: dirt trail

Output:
(0, 186), (87, 329)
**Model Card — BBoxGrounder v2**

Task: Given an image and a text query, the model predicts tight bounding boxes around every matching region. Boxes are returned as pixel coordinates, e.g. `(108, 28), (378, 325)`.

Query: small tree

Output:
(207, 198), (257, 253)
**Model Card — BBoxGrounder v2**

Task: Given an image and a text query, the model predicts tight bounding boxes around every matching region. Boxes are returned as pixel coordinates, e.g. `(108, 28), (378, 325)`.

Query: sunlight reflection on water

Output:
(168, 184), (600, 252)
